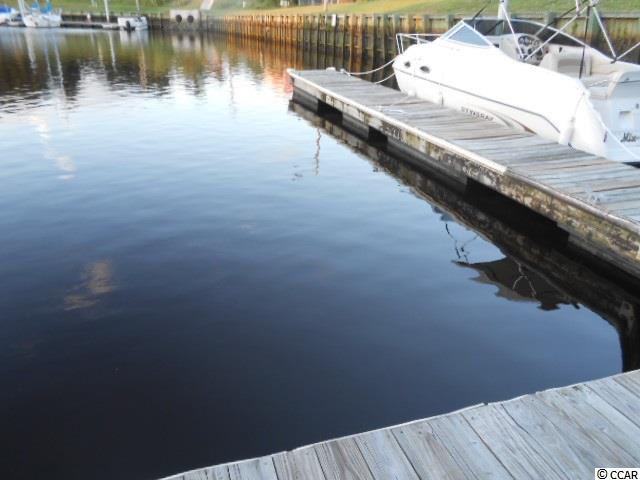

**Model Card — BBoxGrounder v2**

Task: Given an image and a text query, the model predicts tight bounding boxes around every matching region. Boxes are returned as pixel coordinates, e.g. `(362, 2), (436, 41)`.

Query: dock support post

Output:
(544, 11), (557, 29)
(424, 14), (431, 34)
(374, 14), (380, 56)
(315, 14), (320, 53)
(446, 14), (455, 29)
(588, 9), (602, 46)
(366, 14), (375, 57)
(358, 14), (364, 55)
(392, 15), (399, 55)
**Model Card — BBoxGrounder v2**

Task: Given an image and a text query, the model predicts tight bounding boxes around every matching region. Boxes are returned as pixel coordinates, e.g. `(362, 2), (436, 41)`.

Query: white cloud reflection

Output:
(64, 260), (115, 311)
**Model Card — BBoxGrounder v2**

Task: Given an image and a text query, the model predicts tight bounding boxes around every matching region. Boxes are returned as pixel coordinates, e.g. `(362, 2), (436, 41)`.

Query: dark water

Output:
(0, 28), (638, 480)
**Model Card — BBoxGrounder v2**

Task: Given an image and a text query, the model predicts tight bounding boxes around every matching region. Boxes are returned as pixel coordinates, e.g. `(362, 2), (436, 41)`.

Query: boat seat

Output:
(582, 71), (640, 100)
(540, 46), (592, 77)
(582, 74), (613, 99)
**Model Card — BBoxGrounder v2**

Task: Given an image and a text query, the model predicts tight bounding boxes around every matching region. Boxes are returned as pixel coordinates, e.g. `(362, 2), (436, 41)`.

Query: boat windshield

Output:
(443, 22), (493, 47)
(464, 18), (585, 48)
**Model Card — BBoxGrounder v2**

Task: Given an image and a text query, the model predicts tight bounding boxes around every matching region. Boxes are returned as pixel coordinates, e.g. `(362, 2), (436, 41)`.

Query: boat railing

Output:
(396, 33), (440, 54)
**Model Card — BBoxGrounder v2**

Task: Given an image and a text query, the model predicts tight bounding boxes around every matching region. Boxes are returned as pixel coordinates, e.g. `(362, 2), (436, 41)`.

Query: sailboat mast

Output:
(16, 0), (25, 17)
(498, 0), (509, 19)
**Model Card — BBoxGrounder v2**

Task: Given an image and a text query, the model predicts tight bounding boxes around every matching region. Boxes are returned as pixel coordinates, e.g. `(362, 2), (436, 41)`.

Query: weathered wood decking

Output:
(164, 370), (640, 479)
(288, 69), (640, 278)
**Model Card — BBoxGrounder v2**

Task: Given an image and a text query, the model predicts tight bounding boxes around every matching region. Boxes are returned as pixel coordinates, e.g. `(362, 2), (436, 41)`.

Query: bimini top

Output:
(442, 17), (592, 60)
(399, 0), (639, 64)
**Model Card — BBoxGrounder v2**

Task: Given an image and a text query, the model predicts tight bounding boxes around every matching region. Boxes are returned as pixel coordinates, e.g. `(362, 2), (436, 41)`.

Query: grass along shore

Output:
(221, 0), (639, 16)
(45, 0), (639, 16)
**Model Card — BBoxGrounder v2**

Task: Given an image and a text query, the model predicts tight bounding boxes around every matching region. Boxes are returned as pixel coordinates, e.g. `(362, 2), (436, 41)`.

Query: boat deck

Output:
(163, 370), (640, 479)
(288, 69), (640, 278)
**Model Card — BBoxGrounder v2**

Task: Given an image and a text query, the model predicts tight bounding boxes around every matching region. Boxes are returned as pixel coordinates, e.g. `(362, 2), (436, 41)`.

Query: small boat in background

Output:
(17, 0), (61, 27)
(117, 15), (148, 31)
(0, 4), (19, 24)
(117, 0), (147, 31)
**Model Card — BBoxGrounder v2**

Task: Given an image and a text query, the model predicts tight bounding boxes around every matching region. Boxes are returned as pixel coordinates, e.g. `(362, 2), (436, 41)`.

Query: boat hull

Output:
(0, 8), (19, 25)
(393, 39), (640, 163)
(117, 16), (148, 31)
(22, 13), (61, 27)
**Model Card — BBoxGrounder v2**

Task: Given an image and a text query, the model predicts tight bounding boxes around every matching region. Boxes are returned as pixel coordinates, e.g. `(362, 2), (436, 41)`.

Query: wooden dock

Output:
(288, 69), (640, 279)
(163, 370), (640, 479)
(60, 20), (119, 29)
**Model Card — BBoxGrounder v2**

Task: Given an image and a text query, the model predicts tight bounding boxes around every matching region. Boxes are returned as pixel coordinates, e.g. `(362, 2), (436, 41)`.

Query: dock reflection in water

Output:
(291, 101), (640, 372)
(0, 28), (637, 480)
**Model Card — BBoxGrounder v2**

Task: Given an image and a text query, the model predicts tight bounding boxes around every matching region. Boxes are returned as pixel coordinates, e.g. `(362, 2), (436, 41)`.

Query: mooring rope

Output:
(333, 58), (397, 86)
(372, 71), (396, 84)
(339, 58), (396, 76)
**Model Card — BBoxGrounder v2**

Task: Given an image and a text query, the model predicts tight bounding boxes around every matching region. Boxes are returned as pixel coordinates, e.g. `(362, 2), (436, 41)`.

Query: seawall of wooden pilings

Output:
(198, 12), (640, 58)
(62, 11), (640, 61)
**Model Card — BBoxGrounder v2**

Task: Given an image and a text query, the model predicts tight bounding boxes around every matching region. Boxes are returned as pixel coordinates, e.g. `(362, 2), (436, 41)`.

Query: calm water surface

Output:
(0, 28), (637, 480)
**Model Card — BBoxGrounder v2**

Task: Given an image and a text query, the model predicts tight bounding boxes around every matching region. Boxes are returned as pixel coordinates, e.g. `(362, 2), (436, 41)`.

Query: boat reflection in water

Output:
(290, 100), (640, 371)
(456, 254), (576, 311)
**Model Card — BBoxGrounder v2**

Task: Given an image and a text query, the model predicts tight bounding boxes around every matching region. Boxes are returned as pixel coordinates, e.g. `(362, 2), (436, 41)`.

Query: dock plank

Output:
(228, 457), (278, 480)
(179, 465), (230, 480)
(534, 167), (633, 184)
(511, 157), (612, 173)
(353, 429), (419, 480)
(462, 404), (565, 480)
(614, 370), (640, 396)
(538, 386), (640, 463)
(273, 448), (326, 480)
(587, 377), (640, 429)
(564, 178), (640, 194)
(502, 393), (631, 476)
(391, 418), (471, 480)
(391, 421), (465, 480)
(424, 412), (511, 479)
(314, 437), (374, 480)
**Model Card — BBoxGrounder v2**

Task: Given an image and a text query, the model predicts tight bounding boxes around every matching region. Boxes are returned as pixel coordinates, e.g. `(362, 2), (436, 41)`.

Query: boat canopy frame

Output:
(395, 33), (440, 54)
(396, 0), (640, 63)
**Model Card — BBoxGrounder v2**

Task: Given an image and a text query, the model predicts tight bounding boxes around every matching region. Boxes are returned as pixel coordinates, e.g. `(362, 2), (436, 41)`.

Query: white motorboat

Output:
(0, 4), (19, 24)
(393, 0), (640, 162)
(17, 0), (61, 27)
(117, 15), (148, 31)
